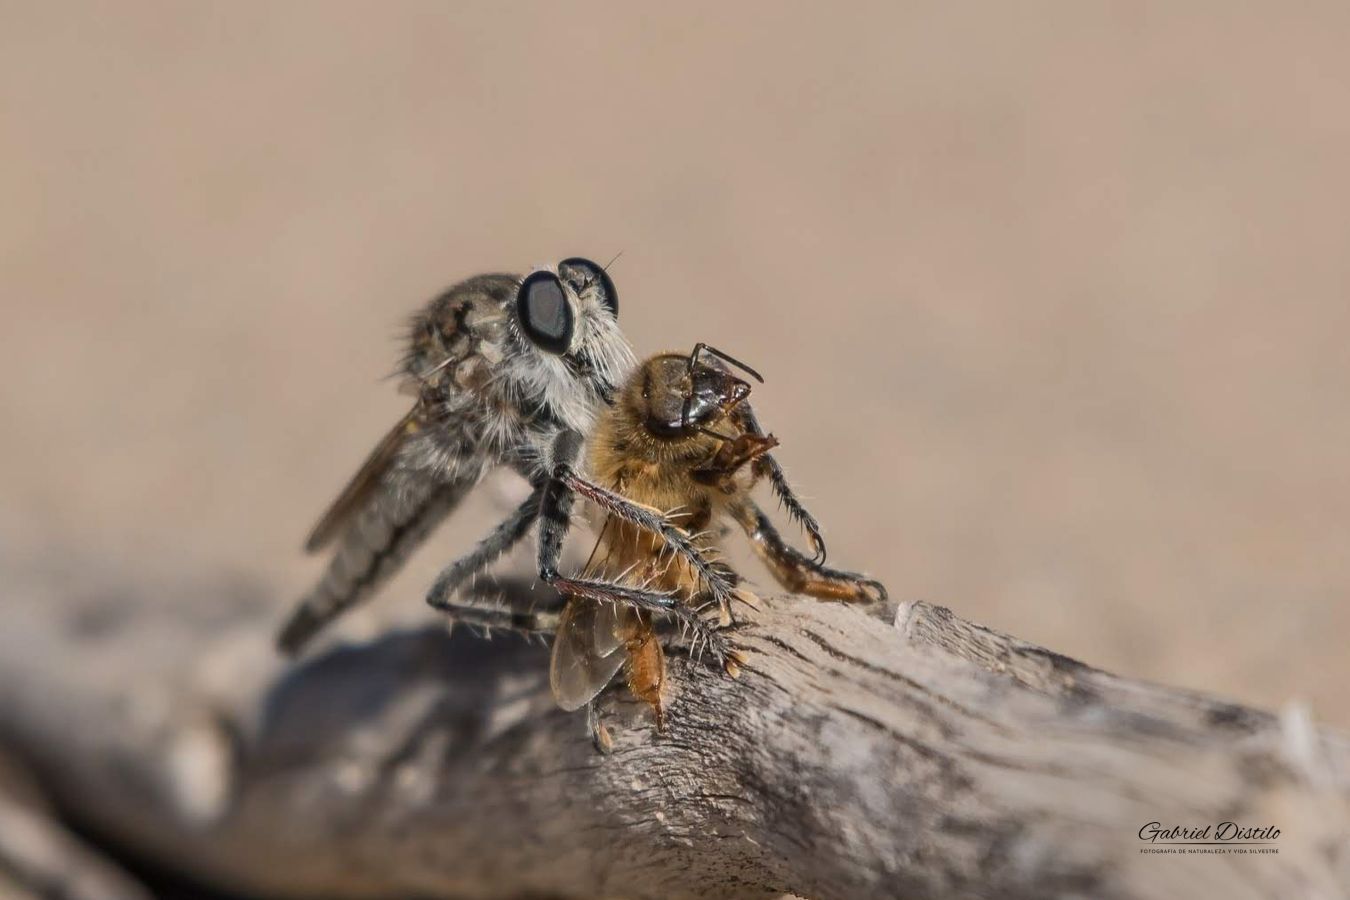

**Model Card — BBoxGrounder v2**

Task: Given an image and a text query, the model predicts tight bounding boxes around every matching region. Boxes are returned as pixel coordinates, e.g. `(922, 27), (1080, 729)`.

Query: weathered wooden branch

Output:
(0, 554), (1347, 899)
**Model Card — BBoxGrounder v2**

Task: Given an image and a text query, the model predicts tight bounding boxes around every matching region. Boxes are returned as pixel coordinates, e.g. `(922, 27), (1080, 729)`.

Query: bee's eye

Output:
(516, 271), (574, 355)
(560, 256), (618, 317)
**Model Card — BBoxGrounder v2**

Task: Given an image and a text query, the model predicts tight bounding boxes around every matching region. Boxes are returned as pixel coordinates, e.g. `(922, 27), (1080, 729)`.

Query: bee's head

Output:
(509, 257), (636, 419)
(635, 344), (762, 440)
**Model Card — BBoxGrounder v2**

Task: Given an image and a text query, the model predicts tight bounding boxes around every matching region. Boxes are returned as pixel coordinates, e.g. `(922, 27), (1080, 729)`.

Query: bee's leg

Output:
(730, 499), (887, 603)
(690, 432), (779, 493)
(426, 483), (543, 611)
(736, 405), (828, 563)
(538, 430), (735, 668)
(586, 703), (615, 755)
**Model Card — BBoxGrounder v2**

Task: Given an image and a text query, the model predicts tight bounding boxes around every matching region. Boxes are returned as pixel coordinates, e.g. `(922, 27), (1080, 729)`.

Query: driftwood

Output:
(0, 551), (1347, 900)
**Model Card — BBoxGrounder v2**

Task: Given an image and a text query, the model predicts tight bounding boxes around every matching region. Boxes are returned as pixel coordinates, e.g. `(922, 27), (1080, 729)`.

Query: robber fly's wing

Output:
(304, 407), (422, 553)
(550, 599), (628, 711)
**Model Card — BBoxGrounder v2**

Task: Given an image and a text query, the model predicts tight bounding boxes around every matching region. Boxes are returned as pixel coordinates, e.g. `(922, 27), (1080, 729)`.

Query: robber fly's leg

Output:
(430, 591), (562, 638)
(539, 573), (734, 664)
(737, 405), (828, 564)
(538, 430), (734, 666)
(558, 471), (745, 623)
(561, 474), (751, 626)
(426, 484), (543, 611)
(731, 498), (886, 603)
(562, 474), (761, 627)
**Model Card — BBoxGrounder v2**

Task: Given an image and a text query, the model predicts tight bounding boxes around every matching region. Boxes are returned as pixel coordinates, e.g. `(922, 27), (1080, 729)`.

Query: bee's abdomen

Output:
(278, 476), (472, 655)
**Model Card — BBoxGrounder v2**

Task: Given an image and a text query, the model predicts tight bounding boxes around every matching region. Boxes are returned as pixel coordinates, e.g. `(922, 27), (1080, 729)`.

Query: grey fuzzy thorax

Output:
(396, 271), (637, 487)
(276, 264), (635, 657)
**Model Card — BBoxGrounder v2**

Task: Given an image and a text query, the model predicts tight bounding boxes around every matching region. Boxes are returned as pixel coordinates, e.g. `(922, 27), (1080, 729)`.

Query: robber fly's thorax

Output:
(279, 258), (636, 655)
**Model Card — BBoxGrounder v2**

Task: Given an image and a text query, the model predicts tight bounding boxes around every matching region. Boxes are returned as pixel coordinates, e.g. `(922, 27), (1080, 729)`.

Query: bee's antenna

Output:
(687, 342), (764, 384)
(603, 250), (624, 272)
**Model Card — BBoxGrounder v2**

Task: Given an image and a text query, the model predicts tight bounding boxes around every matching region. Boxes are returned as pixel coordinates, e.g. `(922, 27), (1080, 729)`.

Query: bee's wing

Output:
(577, 517), (626, 660)
(549, 599), (628, 711)
(304, 407), (421, 553)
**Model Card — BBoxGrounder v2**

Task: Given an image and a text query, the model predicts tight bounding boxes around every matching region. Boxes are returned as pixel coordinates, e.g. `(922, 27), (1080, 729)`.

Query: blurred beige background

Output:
(2, 3), (1347, 723)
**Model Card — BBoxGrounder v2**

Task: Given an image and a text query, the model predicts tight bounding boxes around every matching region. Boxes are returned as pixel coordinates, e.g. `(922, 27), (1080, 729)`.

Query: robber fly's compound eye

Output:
(516, 271), (575, 355)
(560, 256), (618, 318)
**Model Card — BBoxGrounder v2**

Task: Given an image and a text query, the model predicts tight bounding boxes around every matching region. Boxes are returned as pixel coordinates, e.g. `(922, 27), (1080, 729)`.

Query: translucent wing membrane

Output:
(549, 599), (629, 711)
(304, 408), (420, 553)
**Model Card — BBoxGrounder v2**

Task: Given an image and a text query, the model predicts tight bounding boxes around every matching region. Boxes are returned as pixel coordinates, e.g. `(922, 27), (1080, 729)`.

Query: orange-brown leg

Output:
(623, 613), (668, 732)
(692, 432), (779, 493)
(731, 500), (886, 603)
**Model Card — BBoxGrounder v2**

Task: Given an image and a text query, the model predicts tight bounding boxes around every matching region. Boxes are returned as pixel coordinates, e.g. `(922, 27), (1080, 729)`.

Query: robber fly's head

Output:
(635, 344), (762, 440)
(510, 257), (636, 417)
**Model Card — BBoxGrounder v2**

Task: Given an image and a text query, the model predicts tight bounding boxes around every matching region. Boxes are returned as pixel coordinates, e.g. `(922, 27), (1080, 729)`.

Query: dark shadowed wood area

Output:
(1, 553), (1346, 900)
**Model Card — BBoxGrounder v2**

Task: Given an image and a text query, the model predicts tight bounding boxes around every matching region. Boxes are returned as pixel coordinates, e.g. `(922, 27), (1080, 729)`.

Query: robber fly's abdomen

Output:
(278, 460), (478, 654)
(280, 356), (530, 656)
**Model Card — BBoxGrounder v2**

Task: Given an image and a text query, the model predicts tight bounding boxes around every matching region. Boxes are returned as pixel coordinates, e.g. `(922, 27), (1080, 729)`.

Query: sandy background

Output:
(2, 3), (1347, 725)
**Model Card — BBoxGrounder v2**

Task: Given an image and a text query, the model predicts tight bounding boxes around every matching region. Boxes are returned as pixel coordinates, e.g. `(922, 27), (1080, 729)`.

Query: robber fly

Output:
(441, 344), (887, 734)
(277, 260), (739, 659)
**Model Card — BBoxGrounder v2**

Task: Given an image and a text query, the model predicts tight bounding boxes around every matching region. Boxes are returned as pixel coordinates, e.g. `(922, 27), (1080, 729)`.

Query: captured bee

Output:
(440, 343), (887, 732)
(277, 260), (740, 658)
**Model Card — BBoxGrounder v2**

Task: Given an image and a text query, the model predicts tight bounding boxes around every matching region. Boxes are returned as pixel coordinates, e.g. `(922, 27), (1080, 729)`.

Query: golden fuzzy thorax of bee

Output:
(583, 353), (768, 603)
(588, 349), (885, 602)
(543, 346), (888, 734)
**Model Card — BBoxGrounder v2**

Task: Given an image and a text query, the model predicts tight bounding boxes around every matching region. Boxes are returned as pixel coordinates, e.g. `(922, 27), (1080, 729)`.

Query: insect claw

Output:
(732, 587), (763, 612)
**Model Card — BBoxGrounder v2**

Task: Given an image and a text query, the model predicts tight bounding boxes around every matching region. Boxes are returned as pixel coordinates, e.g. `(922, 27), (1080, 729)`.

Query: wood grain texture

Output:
(0, 555), (1346, 899)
